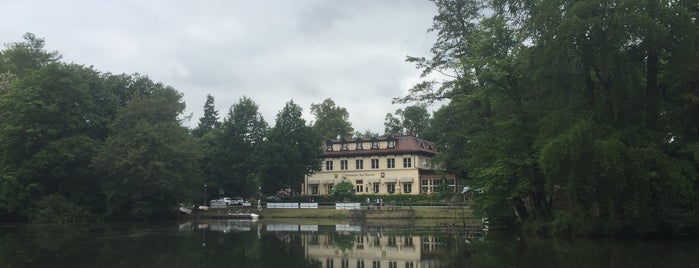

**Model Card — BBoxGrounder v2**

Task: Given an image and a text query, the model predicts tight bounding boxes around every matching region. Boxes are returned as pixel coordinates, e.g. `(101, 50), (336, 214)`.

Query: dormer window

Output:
(326, 141), (334, 151)
(388, 140), (395, 148)
(356, 142), (363, 150)
(341, 143), (348, 151)
(371, 141), (379, 149)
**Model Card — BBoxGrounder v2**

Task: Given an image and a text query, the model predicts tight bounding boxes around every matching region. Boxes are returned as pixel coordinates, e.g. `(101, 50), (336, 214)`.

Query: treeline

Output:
(0, 33), (434, 223)
(402, 0), (699, 237)
(0, 34), (324, 222)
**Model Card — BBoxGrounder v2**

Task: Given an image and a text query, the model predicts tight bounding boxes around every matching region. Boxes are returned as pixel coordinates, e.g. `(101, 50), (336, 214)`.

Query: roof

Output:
(322, 134), (438, 158)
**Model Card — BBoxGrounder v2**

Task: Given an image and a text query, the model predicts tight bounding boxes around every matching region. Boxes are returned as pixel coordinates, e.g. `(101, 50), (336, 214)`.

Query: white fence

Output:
(335, 203), (361, 210)
(299, 203), (318, 208)
(266, 203), (299, 209)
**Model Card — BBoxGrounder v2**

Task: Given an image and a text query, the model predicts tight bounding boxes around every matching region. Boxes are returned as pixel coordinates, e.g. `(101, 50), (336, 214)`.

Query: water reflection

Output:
(1, 220), (697, 268)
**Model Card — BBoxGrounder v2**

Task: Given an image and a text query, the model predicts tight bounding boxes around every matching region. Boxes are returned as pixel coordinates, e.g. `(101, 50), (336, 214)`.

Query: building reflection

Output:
(300, 227), (454, 268)
(180, 221), (475, 267)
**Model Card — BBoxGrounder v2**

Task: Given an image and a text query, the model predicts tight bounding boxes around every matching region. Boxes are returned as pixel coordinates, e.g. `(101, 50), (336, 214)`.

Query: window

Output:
(341, 143), (348, 151)
(326, 161), (333, 170)
(372, 260), (381, 268)
(356, 142), (363, 150)
(388, 261), (397, 268)
(327, 259), (334, 268)
(373, 183), (379, 193)
(356, 159), (363, 169)
(403, 158), (411, 168)
(387, 183), (395, 194)
(405, 262), (414, 268)
(341, 160), (348, 170)
(387, 158), (395, 168)
(341, 259), (349, 268)
(421, 179), (429, 193)
(372, 141), (379, 149)
(311, 185), (318, 194)
(327, 184), (334, 193)
(388, 140), (395, 148)
(356, 180), (364, 193)
(371, 159), (379, 169)
(357, 260), (365, 268)
(326, 144), (333, 151)
(402, 183), (411, 193)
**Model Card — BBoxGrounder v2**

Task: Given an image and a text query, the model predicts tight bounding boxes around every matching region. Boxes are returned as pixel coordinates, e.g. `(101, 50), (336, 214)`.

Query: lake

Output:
(1, 219), (697, 267)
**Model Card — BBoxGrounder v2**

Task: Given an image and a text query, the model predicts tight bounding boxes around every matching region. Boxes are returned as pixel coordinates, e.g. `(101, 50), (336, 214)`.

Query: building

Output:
(302, 133), (459, 196)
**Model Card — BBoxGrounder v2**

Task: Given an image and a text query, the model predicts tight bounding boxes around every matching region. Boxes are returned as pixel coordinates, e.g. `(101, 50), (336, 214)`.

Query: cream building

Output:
(302, 134), (459, 196)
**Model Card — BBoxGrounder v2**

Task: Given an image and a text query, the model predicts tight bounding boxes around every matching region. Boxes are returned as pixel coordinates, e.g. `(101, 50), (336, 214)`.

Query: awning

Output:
(322, 179), (335, 184)
(400, 177), (414, 183)
(368, 178), (381, 183)
(308, 180), (320, 185)
(384, 177), (397, 183)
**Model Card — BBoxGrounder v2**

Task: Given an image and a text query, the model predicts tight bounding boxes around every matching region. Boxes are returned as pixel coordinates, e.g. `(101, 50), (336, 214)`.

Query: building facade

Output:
(302, 134), (459, 196)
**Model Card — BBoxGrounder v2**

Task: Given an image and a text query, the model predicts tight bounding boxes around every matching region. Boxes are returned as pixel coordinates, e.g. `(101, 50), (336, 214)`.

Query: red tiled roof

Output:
(322, 135), (437, 158)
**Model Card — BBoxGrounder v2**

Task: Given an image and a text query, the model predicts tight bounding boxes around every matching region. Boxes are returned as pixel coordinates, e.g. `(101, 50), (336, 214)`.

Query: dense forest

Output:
(2, 0), (698, 238)
(397, 0), (698, 237)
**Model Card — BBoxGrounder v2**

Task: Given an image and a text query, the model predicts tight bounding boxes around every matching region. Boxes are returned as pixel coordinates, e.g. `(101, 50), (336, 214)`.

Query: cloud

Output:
(2, 0), (438, 134)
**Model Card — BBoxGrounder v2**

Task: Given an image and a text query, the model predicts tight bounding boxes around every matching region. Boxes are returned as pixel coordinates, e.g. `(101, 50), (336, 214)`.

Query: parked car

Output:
(231, 197), (245, 206)
(210, 197), (234, 206)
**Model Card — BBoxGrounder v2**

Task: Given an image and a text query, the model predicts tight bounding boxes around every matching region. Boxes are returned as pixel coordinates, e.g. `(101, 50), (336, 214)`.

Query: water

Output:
(0, 220), (697, 267)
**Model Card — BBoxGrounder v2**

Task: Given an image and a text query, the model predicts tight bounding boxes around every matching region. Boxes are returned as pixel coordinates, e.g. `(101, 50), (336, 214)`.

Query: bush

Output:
(30, 194), (91, 223)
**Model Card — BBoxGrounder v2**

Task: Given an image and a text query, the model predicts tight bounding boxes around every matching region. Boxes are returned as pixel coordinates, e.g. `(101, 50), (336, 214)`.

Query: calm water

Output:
(0, 219), (697, 268)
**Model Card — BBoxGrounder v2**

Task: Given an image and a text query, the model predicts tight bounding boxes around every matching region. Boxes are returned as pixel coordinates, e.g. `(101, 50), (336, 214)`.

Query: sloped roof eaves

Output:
(322, 149), (436, 158)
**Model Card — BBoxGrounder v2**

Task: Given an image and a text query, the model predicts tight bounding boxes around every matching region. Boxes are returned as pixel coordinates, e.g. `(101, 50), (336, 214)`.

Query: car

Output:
(230, 197), (244, 206)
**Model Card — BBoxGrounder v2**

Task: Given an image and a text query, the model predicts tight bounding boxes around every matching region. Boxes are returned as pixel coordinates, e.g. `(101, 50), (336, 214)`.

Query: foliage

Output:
(330, 178), (355, 201)
(383, 105), (432, 137)
(401, 0), (699, 236)
(191, 94), (221, 138)
(258, 100), (322, 194)
(93, 84), (202, 220)
(310, 98), (354, 140)
(206, 96), (268, 199)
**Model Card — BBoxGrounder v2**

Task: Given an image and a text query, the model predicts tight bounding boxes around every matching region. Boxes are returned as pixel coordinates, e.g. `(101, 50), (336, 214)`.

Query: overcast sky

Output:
(2, 0), (439, 134)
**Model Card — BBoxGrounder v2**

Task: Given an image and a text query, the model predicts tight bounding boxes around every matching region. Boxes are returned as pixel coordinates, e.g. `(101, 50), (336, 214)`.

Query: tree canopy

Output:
(310, 98), (354, 140)
(401, 0), (699, 236)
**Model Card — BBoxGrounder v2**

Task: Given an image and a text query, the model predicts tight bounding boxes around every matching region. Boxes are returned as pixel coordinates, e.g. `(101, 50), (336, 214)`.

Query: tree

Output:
(93, 82), (202, 220)
(209, 96), (268, 198)
(330, 178), (355, 201)
(0, 33), (62, 77)
(192, 94), (221, 138)
(0, 62), (117, 222)
(259, 100), (322, 194)
(310, 98), (354, 140)
(400, 0), (699, 236)
(383, 105), (431, 136)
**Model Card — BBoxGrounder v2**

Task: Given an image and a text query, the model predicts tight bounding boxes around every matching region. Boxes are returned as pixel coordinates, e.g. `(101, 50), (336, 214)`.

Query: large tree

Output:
(310, 98), (354, 140)
(93, 83), (202, 220)
(208, 96), (268, 198)
(259, 100), (322, 194)
(401, 0), (699, 236)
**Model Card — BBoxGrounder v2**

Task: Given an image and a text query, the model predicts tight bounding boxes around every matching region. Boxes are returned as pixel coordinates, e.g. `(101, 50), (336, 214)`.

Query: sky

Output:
(2, 0), (440, 134)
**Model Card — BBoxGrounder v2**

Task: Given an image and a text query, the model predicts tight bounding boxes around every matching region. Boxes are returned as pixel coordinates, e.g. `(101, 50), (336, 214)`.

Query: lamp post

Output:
(204, 184), (207, 206)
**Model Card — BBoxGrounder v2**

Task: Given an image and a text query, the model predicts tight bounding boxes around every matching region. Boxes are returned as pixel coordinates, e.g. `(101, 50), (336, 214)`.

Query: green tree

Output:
(383, 105), (432, 137)
(209, 96), (268, 198)
(0, 33), (62, 77)
(93, 83), (202, 220)
(0, 62), (117, 222)
(259, 100), (322, 194)
(310, 98), (354, 140)
(401, 0), (699, 236)
(330, 178), (355, 201)
(192, 94), (221, 138)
